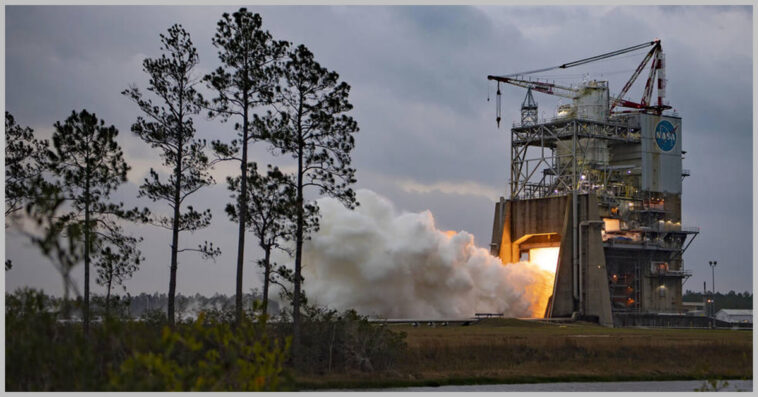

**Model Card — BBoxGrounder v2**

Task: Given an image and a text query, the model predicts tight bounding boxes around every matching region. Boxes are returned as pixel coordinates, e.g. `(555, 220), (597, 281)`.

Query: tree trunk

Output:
(292, 102), (305, 362)
(105, 277), (112, 318)
(62, 273), (70, 319)
(168, 109), (184, 328)
(168, 182), (181, 326)
(235, 97), (250, 326)
(262, 244), (271, 316)
(83, 174), (91, 337)
(293, 184), (304, 361)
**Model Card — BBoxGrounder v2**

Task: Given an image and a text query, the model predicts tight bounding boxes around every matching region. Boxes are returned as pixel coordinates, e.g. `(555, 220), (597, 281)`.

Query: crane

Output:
(487, 40), (671, 127)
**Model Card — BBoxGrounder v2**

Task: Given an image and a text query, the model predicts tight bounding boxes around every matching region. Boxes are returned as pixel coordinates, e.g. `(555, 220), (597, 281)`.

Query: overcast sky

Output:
(4, 5), (753, 297)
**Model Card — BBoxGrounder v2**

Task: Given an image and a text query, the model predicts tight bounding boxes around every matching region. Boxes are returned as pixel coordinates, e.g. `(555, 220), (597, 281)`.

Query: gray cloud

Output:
(5, 5), (753, 297)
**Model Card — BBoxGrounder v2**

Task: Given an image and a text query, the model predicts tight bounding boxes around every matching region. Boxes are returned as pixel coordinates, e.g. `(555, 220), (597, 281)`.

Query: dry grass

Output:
(297, 319), (752, 389)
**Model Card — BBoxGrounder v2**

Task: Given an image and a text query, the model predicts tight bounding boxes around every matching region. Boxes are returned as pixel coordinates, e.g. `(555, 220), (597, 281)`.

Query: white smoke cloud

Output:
(282, 189), (554, 319)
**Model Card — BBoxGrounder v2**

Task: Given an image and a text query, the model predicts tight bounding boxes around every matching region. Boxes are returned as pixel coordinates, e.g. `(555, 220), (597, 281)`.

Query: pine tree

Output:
(267, 44), (359, 358)
(47, 109), (146, 335)
(123, 25), (220, 326)
(5, 112), (49, 220)
(94, 229), (142, 315)
(205, 8), (289, 324)
(5, 112), (51, 270)
(226, 163), (317, 316)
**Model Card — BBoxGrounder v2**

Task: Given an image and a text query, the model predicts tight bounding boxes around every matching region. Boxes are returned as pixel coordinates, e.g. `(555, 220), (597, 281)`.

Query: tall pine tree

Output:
(47, 109), (146, 335)
(123, 25), (220, 326)
(204, 8), (289, 324)
(5, 112), (51, 270)
(5, 112), (49, 220)
(267, 45), (359, 358)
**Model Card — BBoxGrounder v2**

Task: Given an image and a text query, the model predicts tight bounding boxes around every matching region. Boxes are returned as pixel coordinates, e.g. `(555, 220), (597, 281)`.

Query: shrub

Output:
(6, 289), (289, 391)
(282, 306), (407, 374)
(6, 288), (93, 390)
(109, 312), (290, 391)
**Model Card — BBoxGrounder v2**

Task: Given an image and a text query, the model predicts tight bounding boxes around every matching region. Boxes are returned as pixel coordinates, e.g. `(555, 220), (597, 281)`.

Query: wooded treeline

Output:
(5, 290), (281, 320)
(5, 7), (363, 383)
(683, 290), (753, 311)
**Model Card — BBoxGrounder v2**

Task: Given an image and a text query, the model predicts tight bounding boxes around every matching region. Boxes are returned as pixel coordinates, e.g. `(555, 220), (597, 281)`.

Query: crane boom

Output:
(486, 39), (670, 127)
(488, 40), (658, 79)
(641, 50), (663, 107)
(486, 76), (578, 99)
(610, 42), (659, 113)
(555, 40), (658, 70)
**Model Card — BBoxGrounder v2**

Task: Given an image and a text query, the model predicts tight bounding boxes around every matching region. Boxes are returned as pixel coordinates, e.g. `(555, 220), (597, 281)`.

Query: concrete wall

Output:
(581, 194), (613, 326)
(501, 196), (567, 263)
(491, 194), (613, 326)
(548, 198), (575, 318)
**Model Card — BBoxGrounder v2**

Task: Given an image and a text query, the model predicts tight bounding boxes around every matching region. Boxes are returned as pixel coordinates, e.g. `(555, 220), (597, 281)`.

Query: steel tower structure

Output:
(489, 41), (699, 326)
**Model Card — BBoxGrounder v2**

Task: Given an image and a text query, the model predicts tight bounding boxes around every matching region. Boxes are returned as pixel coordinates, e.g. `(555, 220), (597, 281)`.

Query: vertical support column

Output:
(490, 198), (504, 257)
(548, 196), (576, 318)
(510, 129), (516, 199)
(572, 122), (579, 304)
(581, 193), (614, 326)
(579, 195), (585, 314)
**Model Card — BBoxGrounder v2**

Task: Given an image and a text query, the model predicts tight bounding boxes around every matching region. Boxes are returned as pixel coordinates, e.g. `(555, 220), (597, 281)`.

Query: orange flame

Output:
(526, 247), (559, 318)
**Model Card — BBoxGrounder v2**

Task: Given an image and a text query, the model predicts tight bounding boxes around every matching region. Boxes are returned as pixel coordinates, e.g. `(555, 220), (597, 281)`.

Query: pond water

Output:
(374, 379), (752, 392)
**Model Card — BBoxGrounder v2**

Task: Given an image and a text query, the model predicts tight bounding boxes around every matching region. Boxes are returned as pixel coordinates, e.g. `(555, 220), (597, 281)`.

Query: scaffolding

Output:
(508, 117), (641, 201)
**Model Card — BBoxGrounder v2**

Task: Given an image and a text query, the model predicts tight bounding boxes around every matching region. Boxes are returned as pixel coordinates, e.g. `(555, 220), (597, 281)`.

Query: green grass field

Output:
(297, 319), (753, 390)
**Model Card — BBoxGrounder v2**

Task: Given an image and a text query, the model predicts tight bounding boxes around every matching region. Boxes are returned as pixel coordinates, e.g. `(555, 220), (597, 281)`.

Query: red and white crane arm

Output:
(487, 40), (670, 126)
(610, 42), (660, 112)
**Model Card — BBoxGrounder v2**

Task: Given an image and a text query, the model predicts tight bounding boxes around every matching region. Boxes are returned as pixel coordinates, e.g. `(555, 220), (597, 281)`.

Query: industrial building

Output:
(682, 301), (705, 316)
(715, 309), (753, 325)
(488, 40), (699, 327)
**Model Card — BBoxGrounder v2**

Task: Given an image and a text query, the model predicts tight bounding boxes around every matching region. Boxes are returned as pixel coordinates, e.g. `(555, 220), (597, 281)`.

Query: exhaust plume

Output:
(286, 189), (555, 319)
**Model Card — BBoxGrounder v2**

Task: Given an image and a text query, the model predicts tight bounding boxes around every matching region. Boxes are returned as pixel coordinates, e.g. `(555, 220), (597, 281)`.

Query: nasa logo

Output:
(654, 120), (677, 152)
